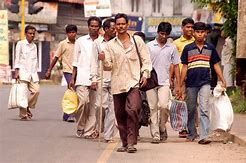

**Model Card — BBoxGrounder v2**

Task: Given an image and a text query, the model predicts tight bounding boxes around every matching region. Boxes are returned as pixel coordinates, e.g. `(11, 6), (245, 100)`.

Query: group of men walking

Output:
(14, 12), (226, 153)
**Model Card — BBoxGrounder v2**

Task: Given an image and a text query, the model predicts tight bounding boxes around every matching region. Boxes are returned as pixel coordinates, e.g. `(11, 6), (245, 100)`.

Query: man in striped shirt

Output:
(180, 22), (226, 144)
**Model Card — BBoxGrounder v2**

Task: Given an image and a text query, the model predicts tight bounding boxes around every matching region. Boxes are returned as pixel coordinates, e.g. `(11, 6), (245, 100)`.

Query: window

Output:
(153, 0), (161, 13)
(173, 0), (182, 15)
(131, 0), (140, 12)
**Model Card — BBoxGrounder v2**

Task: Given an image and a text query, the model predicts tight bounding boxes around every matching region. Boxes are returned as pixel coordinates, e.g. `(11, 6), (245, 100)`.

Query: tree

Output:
(191, 0), (238, 55)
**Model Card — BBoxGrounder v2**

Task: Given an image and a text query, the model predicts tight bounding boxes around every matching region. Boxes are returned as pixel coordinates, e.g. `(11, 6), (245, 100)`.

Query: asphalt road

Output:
(0, 85), (246, 163)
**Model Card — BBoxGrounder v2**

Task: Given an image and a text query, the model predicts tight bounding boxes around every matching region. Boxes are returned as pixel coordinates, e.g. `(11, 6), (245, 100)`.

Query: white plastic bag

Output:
(209, 85), (234, 131)
(8, 82), (28, 109)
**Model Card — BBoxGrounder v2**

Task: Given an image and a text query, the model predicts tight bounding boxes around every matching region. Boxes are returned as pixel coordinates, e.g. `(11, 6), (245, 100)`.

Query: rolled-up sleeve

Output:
(72, 39), (80, 67)
(14, 41), (21, 69)
(136, 37), (152, 78)
(90, 41), (99, 82)
(103, 44), (113, 71)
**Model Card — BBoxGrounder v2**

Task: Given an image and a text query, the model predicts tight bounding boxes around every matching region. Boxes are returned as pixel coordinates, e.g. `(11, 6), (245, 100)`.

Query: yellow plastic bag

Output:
(62, 89), (78, 114)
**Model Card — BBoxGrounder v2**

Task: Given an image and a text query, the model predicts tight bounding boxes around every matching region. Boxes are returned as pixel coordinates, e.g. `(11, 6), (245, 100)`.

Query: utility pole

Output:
(21, 0), (25, 40)
(236, 0), (246, 96)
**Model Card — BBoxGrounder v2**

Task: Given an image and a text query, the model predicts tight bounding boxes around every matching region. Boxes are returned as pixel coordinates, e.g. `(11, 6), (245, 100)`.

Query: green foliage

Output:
(229, 88), (246, 114)
(191, 0), (238, 56)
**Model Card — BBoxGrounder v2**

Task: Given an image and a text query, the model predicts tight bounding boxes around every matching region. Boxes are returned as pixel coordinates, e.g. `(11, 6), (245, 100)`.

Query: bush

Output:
(229, 87), (246, 114)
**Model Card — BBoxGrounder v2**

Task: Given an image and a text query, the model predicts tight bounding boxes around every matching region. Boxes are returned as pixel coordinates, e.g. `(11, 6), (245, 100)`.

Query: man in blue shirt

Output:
(180, 22), (226, 144)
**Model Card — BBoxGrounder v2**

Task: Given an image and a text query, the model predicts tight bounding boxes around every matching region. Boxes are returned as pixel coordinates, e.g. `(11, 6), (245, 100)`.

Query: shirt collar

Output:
(153, 38), (171, 47)
(190, 42), (209, 49)
(24, 39), (32, 45)
(180, 35), (195, 42)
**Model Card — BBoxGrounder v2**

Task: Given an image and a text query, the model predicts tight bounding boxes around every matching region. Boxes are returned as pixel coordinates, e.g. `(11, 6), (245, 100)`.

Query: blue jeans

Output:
(186, 84), (210, 140)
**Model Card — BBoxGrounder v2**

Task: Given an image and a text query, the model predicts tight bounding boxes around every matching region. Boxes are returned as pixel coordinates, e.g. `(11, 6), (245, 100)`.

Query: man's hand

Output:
(175, 86), (182, 100)
(221, 80), (227, 89)
(90, 82), (98, 90)
(98, 52), (105, 61)
(45, 69), (51, 79)
(15, 69), (19, 80)
(69, 79), (75, 90)
(139, 76), (147, 88)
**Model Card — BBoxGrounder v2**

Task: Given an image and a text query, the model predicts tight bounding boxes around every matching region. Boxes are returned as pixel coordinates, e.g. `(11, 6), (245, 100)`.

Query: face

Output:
(105, 22), (116, 38)
(67, 31), (77, 41)
(182, 23), (194, 37)
(193, 30), (206, 42)
(25, 29), (36, 43)
(157, 31), (169, 43)
(88, 20), (100, 36)
(115, 17), (128, 34)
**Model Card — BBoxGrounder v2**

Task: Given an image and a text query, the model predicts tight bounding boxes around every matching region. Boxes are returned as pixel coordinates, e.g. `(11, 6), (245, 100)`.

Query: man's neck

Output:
(104, 34), (111, 42)
(68, 38), (75, 43)
(157, 38), (166, 47)
(195, 40), (205, 50)
(183, 34), (193, 40)
(117, 32), (129, 41)
(89, 33), (99, 41)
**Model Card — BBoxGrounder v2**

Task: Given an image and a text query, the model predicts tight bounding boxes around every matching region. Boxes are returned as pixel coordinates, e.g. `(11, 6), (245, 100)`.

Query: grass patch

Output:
(229, 87), (246, 114)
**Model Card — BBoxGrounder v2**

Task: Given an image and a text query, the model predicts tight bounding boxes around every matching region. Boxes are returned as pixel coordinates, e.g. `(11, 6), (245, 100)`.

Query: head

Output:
(157, 22), (172, 43)
(87, 16), (102, 37)
(25, 25), (36, 43)
(114, 13), (129, 35)
(65, 24), (77, 41)
(133, 31), (146, 42)
(103, 18), (116, 39)
(193, 22), (207, 43)
(181, 17), (194, 38)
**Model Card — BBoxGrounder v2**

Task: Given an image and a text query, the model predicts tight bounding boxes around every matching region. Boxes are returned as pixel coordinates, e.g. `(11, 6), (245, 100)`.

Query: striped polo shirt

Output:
(181, 42), (221, 87)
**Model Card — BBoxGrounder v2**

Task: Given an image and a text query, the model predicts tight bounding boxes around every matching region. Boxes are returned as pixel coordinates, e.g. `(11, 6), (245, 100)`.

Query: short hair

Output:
(182, 17), (194, 27)
(102, 18), (115, 31)
(65, 24), (77, 33)
(25, 25), (36, 33)
(193, 22), (207, 31)
(157, 22), (172, 34)
(114, 13), (128, 24)
(133, 31), (146, 41)
(87, 16), (102, 28)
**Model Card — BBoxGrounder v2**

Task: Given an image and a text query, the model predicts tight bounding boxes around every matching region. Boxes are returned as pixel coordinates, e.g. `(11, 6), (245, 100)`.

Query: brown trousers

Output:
(113, 88), (141, 147)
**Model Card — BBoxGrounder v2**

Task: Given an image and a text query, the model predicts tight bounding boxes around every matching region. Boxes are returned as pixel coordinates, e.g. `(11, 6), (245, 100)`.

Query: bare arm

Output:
(214, 63), (226, 88)
(174, 64), (181, 98)
(45, 56), (59, 79)
(68, 67), (77, 89)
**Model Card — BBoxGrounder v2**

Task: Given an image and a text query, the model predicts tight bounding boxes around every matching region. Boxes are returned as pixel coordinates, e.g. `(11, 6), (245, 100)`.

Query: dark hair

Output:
(25, 25), (36, 33)
(193, 22), (207, 31)
(206, 24), (212, 31)
(182, 17), (194, 27)
(102, 18), (115, 31)
(65, 24), (77, 33)
(157, 22), (172, 34)
(133, 31), (146, 41)
(114, 13), (128, 24)
(87, 16), (102, 28)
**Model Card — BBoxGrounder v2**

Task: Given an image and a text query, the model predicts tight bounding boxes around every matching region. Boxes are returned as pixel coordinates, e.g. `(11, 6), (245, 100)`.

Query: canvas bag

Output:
(170, 97), (188, 131)
(62, 89), (78, 114)
(8, 82), (28, 109)
(132, 36), (159, 91)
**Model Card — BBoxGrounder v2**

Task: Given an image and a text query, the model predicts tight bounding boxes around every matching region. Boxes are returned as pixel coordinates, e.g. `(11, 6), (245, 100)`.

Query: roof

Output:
(58, 0), (84, 4)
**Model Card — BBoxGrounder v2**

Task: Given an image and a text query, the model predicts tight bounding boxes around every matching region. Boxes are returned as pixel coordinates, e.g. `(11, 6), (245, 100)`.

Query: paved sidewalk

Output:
(230, 114), (246, 146)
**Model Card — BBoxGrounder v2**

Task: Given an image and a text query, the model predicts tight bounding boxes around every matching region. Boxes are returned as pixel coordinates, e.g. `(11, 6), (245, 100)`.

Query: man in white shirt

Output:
(69, 16), (102, 138)
(147, 22), (181, 144)
(90, 18), (116, 143)
(14, 25), (40, 120)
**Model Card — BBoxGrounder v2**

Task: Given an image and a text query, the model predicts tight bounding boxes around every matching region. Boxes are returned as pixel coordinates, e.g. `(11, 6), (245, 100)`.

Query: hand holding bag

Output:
(132, 36), (158, 91)
(62, 89), (79, 114)
(8, 81), (28, 109)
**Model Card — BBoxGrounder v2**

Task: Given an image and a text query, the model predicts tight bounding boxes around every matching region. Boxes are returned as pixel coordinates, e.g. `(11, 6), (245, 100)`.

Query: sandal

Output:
(116, 146), (127, 152)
